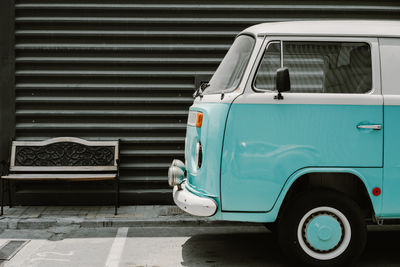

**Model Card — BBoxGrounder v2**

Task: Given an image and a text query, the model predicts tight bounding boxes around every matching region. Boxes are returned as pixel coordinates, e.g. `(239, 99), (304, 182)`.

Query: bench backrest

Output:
(10, 137), (119, 172)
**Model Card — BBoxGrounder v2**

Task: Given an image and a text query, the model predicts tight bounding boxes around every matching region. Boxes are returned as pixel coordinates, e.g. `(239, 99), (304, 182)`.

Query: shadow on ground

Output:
(180, 229), (400, 267)
(181, 232), (289, 267)
(356, 230), (400, 267)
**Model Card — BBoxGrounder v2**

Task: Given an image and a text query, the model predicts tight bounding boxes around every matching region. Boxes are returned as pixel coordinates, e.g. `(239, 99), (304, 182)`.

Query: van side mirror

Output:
(274, 67), (290, 100)
(194, 74), (212, 98)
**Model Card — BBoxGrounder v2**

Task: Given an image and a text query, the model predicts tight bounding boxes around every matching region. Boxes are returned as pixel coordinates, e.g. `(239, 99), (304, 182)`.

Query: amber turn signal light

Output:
(196, 112), (203, 128)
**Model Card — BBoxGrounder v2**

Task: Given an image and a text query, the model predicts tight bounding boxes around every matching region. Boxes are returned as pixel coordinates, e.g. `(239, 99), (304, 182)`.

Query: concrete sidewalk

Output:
(0, 205), (252, 230)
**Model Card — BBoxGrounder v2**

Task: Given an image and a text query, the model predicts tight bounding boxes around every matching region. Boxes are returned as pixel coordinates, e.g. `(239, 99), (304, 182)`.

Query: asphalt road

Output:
(0, 225), (399, 266)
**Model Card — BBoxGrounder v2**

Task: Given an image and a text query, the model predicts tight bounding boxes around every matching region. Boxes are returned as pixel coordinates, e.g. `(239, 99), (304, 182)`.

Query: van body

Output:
(168, 20), (400, 266)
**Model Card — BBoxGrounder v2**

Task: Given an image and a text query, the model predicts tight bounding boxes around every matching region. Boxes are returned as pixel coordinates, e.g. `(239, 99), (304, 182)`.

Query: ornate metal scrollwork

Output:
(15, 142), (115, 166)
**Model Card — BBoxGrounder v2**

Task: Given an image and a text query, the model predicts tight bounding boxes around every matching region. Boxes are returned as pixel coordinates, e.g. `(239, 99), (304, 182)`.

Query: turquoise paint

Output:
(210, 167), (382, 223)
(183, 101), (383, 223)
(306, 215), (342, 251)
(381, 106), (400, 218)
(221, 103), (383, 212)
(185, 102), (230, 199)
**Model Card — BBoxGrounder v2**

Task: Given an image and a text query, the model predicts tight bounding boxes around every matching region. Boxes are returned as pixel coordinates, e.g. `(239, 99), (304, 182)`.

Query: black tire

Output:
(278, 190), (366, 267)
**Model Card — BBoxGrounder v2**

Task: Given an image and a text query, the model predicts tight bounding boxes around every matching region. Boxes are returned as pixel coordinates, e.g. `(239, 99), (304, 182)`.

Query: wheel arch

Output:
(273, 168), (381, 222)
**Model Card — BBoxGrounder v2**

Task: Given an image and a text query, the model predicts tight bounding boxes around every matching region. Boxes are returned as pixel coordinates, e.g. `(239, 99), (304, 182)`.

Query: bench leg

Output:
(117, 178), (120, 208)
(7, 180), (12, 208)
(1, 179), (4, 216)
(114, 179), (119, 215)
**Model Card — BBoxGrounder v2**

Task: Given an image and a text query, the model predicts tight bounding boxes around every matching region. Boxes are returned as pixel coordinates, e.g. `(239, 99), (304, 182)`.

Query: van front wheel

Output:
(278, 190), (366, 266)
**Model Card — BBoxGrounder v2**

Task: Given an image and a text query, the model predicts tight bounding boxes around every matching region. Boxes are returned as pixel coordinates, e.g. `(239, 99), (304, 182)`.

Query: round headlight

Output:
(171, 159), (185, 171)
(168, 166), (184, 187)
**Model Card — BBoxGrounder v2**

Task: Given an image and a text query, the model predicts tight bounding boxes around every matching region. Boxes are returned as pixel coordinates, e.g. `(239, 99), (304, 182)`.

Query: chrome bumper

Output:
(173, 181), (217, 217)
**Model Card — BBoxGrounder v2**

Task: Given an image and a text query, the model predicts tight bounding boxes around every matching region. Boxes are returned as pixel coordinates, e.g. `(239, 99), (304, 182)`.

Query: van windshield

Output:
(203, 35), (255, 95)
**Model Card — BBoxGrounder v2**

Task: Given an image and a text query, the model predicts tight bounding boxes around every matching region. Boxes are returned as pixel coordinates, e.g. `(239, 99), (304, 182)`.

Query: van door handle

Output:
(357, 124), (381, 130)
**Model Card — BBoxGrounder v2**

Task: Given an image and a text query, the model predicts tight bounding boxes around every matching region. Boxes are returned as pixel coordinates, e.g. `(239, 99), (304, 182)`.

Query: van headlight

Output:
(168, 159), (185, 187)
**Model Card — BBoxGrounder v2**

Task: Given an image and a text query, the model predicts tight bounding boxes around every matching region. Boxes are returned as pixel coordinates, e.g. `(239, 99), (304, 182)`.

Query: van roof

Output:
(242, 20), (400, 38)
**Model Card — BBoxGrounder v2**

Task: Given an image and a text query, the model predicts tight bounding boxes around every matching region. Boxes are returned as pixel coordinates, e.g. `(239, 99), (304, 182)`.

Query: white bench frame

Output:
(0, 137), (120, 215)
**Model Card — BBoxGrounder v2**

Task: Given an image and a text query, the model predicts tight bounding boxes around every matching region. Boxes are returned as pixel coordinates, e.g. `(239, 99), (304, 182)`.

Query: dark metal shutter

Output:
(14, 0), (400, 205)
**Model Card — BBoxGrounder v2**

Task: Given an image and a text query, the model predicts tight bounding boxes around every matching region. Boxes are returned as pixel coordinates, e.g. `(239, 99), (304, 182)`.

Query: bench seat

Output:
(1, 173), (116, 181)
(0, 137), (120, 215)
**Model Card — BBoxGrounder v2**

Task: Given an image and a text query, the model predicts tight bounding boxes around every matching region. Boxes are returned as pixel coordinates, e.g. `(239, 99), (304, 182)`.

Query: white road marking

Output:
(30, 250), (74, 263)
(36, 251), (74, 257)
(30, 257), (70, 262)
(105, 227), (129, 267)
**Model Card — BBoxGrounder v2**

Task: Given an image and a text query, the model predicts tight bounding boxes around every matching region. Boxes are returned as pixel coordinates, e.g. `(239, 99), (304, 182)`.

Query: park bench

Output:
(0, 137), (120, 215)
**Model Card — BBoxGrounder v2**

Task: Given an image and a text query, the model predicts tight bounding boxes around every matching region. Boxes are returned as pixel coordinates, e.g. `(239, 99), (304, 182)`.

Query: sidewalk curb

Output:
(0, 206), (260, 229)
(0, 217), (259, 230)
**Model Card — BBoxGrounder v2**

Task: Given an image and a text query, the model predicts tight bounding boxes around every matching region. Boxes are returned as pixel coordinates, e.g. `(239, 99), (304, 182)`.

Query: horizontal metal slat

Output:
(16, 123), (187, 131)
(15, 44), (230, 51)
(121, 150), (184, 156)
(15, 3), (400, 12)
(14, 17), (285, 24)
(16, 96), (193, 104)
(16, 30), (237, 38)
(121, 163), (170, 170)
(16, 110), (189, 117)
(121, 138), (185, 143)
(16, 57), (222, 64)
(16, 70), (213, 77)
(16, 188), (172, 194)
(15, 137), (185, 143)
(16, 83), (194, 91)
(120, 189), (171, 194)
(122, 176), (168, 183)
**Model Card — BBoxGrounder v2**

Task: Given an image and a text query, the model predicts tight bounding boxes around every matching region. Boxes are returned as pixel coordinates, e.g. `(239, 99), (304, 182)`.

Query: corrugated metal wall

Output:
(14, 0), (400, 205)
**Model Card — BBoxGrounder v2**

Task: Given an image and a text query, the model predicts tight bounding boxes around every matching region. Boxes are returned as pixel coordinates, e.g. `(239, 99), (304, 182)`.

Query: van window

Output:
(254, 41), (372, 94)
(203, 35), (255, 95)
(254, 42), (281, 91)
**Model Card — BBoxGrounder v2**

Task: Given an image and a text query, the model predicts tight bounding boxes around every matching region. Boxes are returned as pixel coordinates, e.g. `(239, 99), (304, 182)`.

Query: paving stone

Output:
(97, 206), (116, 218)
(112, 214), (138, 219)
(0, 220), (11, 230)
(166, 206), (186, 215)
(21, 206), (46, 218)
(59, 206), (81, 216)
(7, 219), (19, 229)
(56, 217), (84, 226)
(78, 206), (92, 216)
(17, 219), (56, 229)
(0, 229), (53, 239)
(48, 225), (80, 234)
(6, 206), (28, 217)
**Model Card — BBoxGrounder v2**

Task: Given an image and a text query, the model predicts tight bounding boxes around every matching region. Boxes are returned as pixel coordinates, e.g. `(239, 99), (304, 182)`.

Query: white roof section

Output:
(242, 20), (400, 38)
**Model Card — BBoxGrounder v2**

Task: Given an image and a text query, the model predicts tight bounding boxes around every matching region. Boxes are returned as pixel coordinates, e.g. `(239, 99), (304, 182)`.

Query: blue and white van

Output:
(168, 20), (400, 266)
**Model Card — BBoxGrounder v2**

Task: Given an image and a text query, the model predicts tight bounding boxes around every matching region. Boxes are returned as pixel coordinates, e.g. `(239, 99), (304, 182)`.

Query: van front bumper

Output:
(173, 181), (218, 217)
